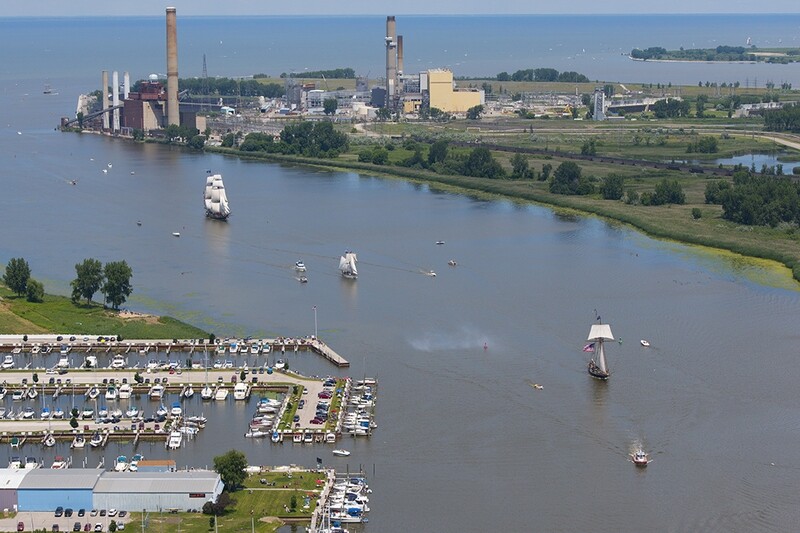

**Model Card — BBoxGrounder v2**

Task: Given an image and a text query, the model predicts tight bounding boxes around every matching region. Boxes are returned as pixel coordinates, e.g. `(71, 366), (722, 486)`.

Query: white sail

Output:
(339, 256), (348, 271)
(204, 173), (231, 220)
(340, 252), (358, 277)
(348, 254), (358, 276)
(587, 324), (614, 342)
(596, 342), (608, 374)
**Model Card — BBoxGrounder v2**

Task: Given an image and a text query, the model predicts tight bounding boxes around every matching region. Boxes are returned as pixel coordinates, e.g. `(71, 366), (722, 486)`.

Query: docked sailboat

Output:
(339, 251), (358, 279)
(586, 322), (614, 380)
(203, 172), (231, 220)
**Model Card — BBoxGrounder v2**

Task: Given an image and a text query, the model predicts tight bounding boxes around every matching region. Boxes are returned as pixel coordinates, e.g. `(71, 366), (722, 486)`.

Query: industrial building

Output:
(16, 469), (101, 511)
(425, 69), (484, 114)
(93, 471), (223, 511)
(0, 468), (222, 512)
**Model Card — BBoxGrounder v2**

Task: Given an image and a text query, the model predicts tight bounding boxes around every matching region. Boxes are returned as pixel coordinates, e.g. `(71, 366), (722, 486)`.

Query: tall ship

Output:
(339, 251), (358, 279)
(204, 171), (231, 220)
(586, 321), (614, 380)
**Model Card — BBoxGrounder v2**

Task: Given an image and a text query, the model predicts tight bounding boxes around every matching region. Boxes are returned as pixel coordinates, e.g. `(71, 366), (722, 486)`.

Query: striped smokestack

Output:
(166, 7), (179, 126)
(385, 16), (397, 107)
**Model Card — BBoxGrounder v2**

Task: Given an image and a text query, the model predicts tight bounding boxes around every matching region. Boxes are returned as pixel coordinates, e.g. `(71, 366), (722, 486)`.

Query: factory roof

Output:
(18, 469), (103, 490)
(0, 468), (31, 490)
(94, 471), (222, 494)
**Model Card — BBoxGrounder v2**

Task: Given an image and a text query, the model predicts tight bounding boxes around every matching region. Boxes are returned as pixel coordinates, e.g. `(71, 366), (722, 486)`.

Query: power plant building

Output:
(426, 69), (484, 114)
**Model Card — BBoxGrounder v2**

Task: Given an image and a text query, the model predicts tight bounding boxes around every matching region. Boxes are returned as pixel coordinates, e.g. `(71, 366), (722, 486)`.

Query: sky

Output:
(2, 0), (799, 16)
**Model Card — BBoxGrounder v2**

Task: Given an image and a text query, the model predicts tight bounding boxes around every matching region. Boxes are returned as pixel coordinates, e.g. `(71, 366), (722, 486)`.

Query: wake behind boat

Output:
(585, 321), (614, 380)
(204, 171), (231, 220)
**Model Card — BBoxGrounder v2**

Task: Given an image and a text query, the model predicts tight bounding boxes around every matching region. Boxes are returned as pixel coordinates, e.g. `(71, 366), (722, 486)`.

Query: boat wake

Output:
(409, 327), (491, 352)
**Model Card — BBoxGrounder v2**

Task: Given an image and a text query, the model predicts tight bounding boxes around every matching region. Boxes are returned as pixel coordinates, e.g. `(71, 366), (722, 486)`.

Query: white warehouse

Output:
(92, 471), (224, 512)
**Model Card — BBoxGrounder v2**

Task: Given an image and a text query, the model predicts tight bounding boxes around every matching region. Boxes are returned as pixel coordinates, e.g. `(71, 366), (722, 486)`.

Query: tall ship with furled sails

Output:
(204, 171), (231, 220)
(339, 251), (358, 279)
(586, 321), (614, 380)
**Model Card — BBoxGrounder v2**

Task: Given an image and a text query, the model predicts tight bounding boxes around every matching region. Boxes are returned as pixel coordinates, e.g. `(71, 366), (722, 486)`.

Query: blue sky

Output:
(3, 0), (799, 16)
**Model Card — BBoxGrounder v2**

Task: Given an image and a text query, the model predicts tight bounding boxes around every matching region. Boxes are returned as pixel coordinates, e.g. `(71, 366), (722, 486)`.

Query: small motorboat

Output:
(630, 449), (652, 467)
(89, 432), (103, 447)
(640, 339), (650, 347)
(448, 260), (457, 266)
(435, 241), (445, 245)
(299, 276), (308, 283)
(332, 449), (351, 457)
(425, 270), (436, 277)
(172, 232), (181, 237)
(71, 435), (85, 449)
(295, 261), (307, 272)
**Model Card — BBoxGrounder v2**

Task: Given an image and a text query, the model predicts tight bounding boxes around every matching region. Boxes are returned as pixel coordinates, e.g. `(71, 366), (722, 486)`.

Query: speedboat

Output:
(21, 407), (35, 419)
(201, 385), (214, 400)
(110, 354), (126, 368)
(156, 404), (168, 417)
(56, 355), (70, 368)
(31, 344), (41, 355)
(295, 260), (307, 272)
(12, 389), (24, 401)
(86, 386), (100, 400)
(71, 435), (85, 449)
(149, 384), (164, 399)
(2, 355), (15, 369)
(51, 456), (68, 469)
(245, 429), (267, 438)
(0, 387), (6, 400)
(299, 276), (308, 283)
(129, 453), (143, 472)
(52, 407), (64, 419)
(105, 386), (118, 401)
(8, 456), (22, 469)
(332, 449), (351, 457)
(183, 385), (194, 398)
(40, 407), (51, 419)
(250, 344), (260, 355)
(89, 432), (103, 447)
(125, 406), (139, 418)
(640, 339), (650, 347)
(448, 260), (457, 266)
(118, 383), (132, 399)
(27, 387), (38, 400)
(43, 434), (56, 447)
(170, 402), (182, 417)
(114, 455), (128, 472)
(166, 430), (182, 449)
(214, 387), (229, 401)
(24, 457), (40, 469)
(98, 406), (109, 418)
(81, 407), (94, 419)
(631, 449), (651, 467)
(271, 431), (281, 443)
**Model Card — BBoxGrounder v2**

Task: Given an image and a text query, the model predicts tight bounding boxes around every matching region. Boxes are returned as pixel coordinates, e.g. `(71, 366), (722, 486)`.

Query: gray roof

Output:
(94, 471), (221, 494)
(18, 469), (103, 490)
(0, 468), (32, 490)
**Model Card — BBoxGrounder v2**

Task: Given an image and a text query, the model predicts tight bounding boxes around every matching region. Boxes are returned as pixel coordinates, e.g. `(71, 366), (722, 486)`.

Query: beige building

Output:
(427, 69), (484, 113)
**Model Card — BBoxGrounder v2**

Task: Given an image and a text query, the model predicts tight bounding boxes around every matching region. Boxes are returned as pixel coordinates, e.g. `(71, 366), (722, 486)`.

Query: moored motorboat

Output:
(332, 449), (351, 457)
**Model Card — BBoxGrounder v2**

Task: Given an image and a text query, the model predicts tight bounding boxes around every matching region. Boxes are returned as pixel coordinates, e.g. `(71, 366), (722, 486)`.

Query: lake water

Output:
(3, 15), (800, 533)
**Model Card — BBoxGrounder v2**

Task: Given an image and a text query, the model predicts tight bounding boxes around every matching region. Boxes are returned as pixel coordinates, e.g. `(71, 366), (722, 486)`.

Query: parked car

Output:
(117, 511), (127, 518)
(16, 522), (24, 532)
(99, 510), (106, 517)
(65, 508), (73, 517)
(90, 510), (98, 517)
(108, 509), (117, 517)
(94, 524), (103, 532)
(78, 510), (85, 517)
(73, 523), (82, 532)
(83, 525), (90, 532)
(55, 507), (64, 517)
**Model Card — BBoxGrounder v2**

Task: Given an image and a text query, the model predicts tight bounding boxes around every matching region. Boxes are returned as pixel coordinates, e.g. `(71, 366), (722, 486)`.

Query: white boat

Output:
(125, 406), (139, 418)
(12, 389), (24, 401)
(40, 407), (52, 419)
(183, 385), (194, 398)
(214, 387), (229, 401)
(233, 382), (250, 400)
(51, 455), (68, 468)
(118, 383), (132, 399)
(110, 408), (123, 419)
(59, 344), (69, 355)
(245, 429), (267, 438)
(149, 384), (164, 399)
(89, 432), (103, 447)
(71, 435), (85, 449)
(586, 321), (614, 380)
(332, 449), (351, 457)
(86, 386), (100, 400)
(166, 430), (183, 449)
(640, 339), (650, 347)
(299, 276), (308, 283)
(56, 355), (70, 368)
(170, 402), (182, 417)
(156, 403), (168, 417)
(52, 407), (64, 419)
(249, 343), (260, 355)
(172, 232), (181, 237)
(24, 457), (40, 469)
(30, 344), (41, 355)
(43, 434), (56, 447)
(81, 407), (94, 419)
(27, 387), (38, 400)
(201, 385), (214, 400)
(84, 355), (98, 368)
(8, 456), (22, 468)
(270, 431), (281, 443)
(105, 386), (118, 401)
(179, 425), (198, 436)
(21, 407), (35, 419)
(98, 406), (109, 418)
(631, 448), (652, 467)
(295, 260), (307, 272)
(110, 354), (126, 368)
(11, 346), (22, 355)
(204, 171), (231, 220)
(292, 433), (303, 443)
(2, 355), (15, 369)
(339, 251), (358, 279)
(0, 387), (6, 400)
(114, 455), (128, 471)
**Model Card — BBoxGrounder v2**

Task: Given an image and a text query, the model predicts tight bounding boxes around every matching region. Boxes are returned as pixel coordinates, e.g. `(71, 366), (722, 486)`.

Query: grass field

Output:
(0, 285), (208, 338)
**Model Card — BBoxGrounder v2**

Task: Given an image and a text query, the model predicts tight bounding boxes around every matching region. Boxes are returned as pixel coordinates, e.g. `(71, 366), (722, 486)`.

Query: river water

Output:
(3, 17), (800, 533)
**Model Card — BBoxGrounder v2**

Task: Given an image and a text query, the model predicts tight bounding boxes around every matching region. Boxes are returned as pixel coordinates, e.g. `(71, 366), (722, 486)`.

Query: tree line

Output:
(235, 121), (349, 158)
(763, 104), (800, 132)
(280, 68), (356, 79)
(706, 170), (800, 227)
(133, 78), (284, 98)
(496, 68), (590, 83)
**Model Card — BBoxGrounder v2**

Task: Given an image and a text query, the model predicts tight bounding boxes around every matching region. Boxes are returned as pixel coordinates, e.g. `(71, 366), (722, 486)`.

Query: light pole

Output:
(250, 510), (254, 533)
(313, 306), (318, 339)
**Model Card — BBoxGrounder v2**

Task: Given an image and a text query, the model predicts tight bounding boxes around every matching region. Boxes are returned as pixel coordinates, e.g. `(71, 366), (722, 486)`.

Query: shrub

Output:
(692, 208), (702, 219)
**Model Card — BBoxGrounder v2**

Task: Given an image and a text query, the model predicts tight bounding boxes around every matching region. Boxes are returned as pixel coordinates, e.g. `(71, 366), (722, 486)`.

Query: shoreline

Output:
(628, 56), (762, 64)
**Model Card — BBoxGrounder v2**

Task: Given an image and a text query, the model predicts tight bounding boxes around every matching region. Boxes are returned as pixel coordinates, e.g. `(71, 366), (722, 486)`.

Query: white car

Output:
(94, 524), (103, 532)
(108, 509), (117, 517)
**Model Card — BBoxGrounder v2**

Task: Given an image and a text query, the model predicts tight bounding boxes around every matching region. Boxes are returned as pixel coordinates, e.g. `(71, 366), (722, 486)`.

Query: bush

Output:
(793, 167), (800, 175)
(692, 208), (702, 219)
(26, 278), (44, 303)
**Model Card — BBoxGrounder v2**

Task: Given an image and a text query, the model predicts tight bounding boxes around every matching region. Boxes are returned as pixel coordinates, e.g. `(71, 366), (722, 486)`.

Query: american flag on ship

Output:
(583, 343), (596, 352)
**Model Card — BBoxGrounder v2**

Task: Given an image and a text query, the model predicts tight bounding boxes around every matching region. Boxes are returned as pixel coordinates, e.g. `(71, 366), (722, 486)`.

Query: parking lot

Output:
(0, 510), (128, 532)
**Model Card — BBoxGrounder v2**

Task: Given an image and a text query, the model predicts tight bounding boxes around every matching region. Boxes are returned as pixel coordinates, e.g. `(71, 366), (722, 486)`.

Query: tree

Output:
(188, 134), (206, 150)
(549, 161), (584, 195)
(510, 153), (532, 179)
(102, 261), (132, 310)
(466, 105), (484, 120)
(428, 140), (449, 165)
(600, 174), (625, 200)
(539, 163), (552, 182)
(463, 147), (505, 179)
(652, 179), (686, 205)
(3, 257), (31, 296)
(71, 258), (103, 304)
(32, 372), (39, 383)
(109, 520), (117, 532)
(213, 450), (248, 490)
(323, 98), (338, 116)
(69, 417), (78, 429)
(376, 107), (392, 121)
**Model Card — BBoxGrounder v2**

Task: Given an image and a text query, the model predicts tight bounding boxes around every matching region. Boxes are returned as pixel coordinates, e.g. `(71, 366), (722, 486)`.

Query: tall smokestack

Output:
(102, 70), (109, 130)
(166, 7), (179, 126)
(123, 71), (130, 100)
(385, 16), (397, 108)
(112, 71), (120, 131)
(397, 35), (404, 77)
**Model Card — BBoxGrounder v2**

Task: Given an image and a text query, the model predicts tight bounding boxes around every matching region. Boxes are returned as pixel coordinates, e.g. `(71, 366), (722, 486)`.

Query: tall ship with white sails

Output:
(586, 322), (614, 380)
(339, 251), (358, 279)
(204, 171), (231, 220)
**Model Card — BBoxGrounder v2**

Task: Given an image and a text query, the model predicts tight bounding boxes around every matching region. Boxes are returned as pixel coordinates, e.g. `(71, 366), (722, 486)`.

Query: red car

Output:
(17, 522), (24, 532)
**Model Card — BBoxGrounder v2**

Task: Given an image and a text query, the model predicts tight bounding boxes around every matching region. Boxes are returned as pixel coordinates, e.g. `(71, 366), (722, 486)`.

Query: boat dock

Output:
(0, 335), (349, 367)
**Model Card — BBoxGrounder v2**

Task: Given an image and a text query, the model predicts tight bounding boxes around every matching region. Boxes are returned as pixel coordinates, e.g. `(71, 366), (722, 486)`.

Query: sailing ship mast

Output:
(204, 171), (231, 220)
(587, 323), (614, 380)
